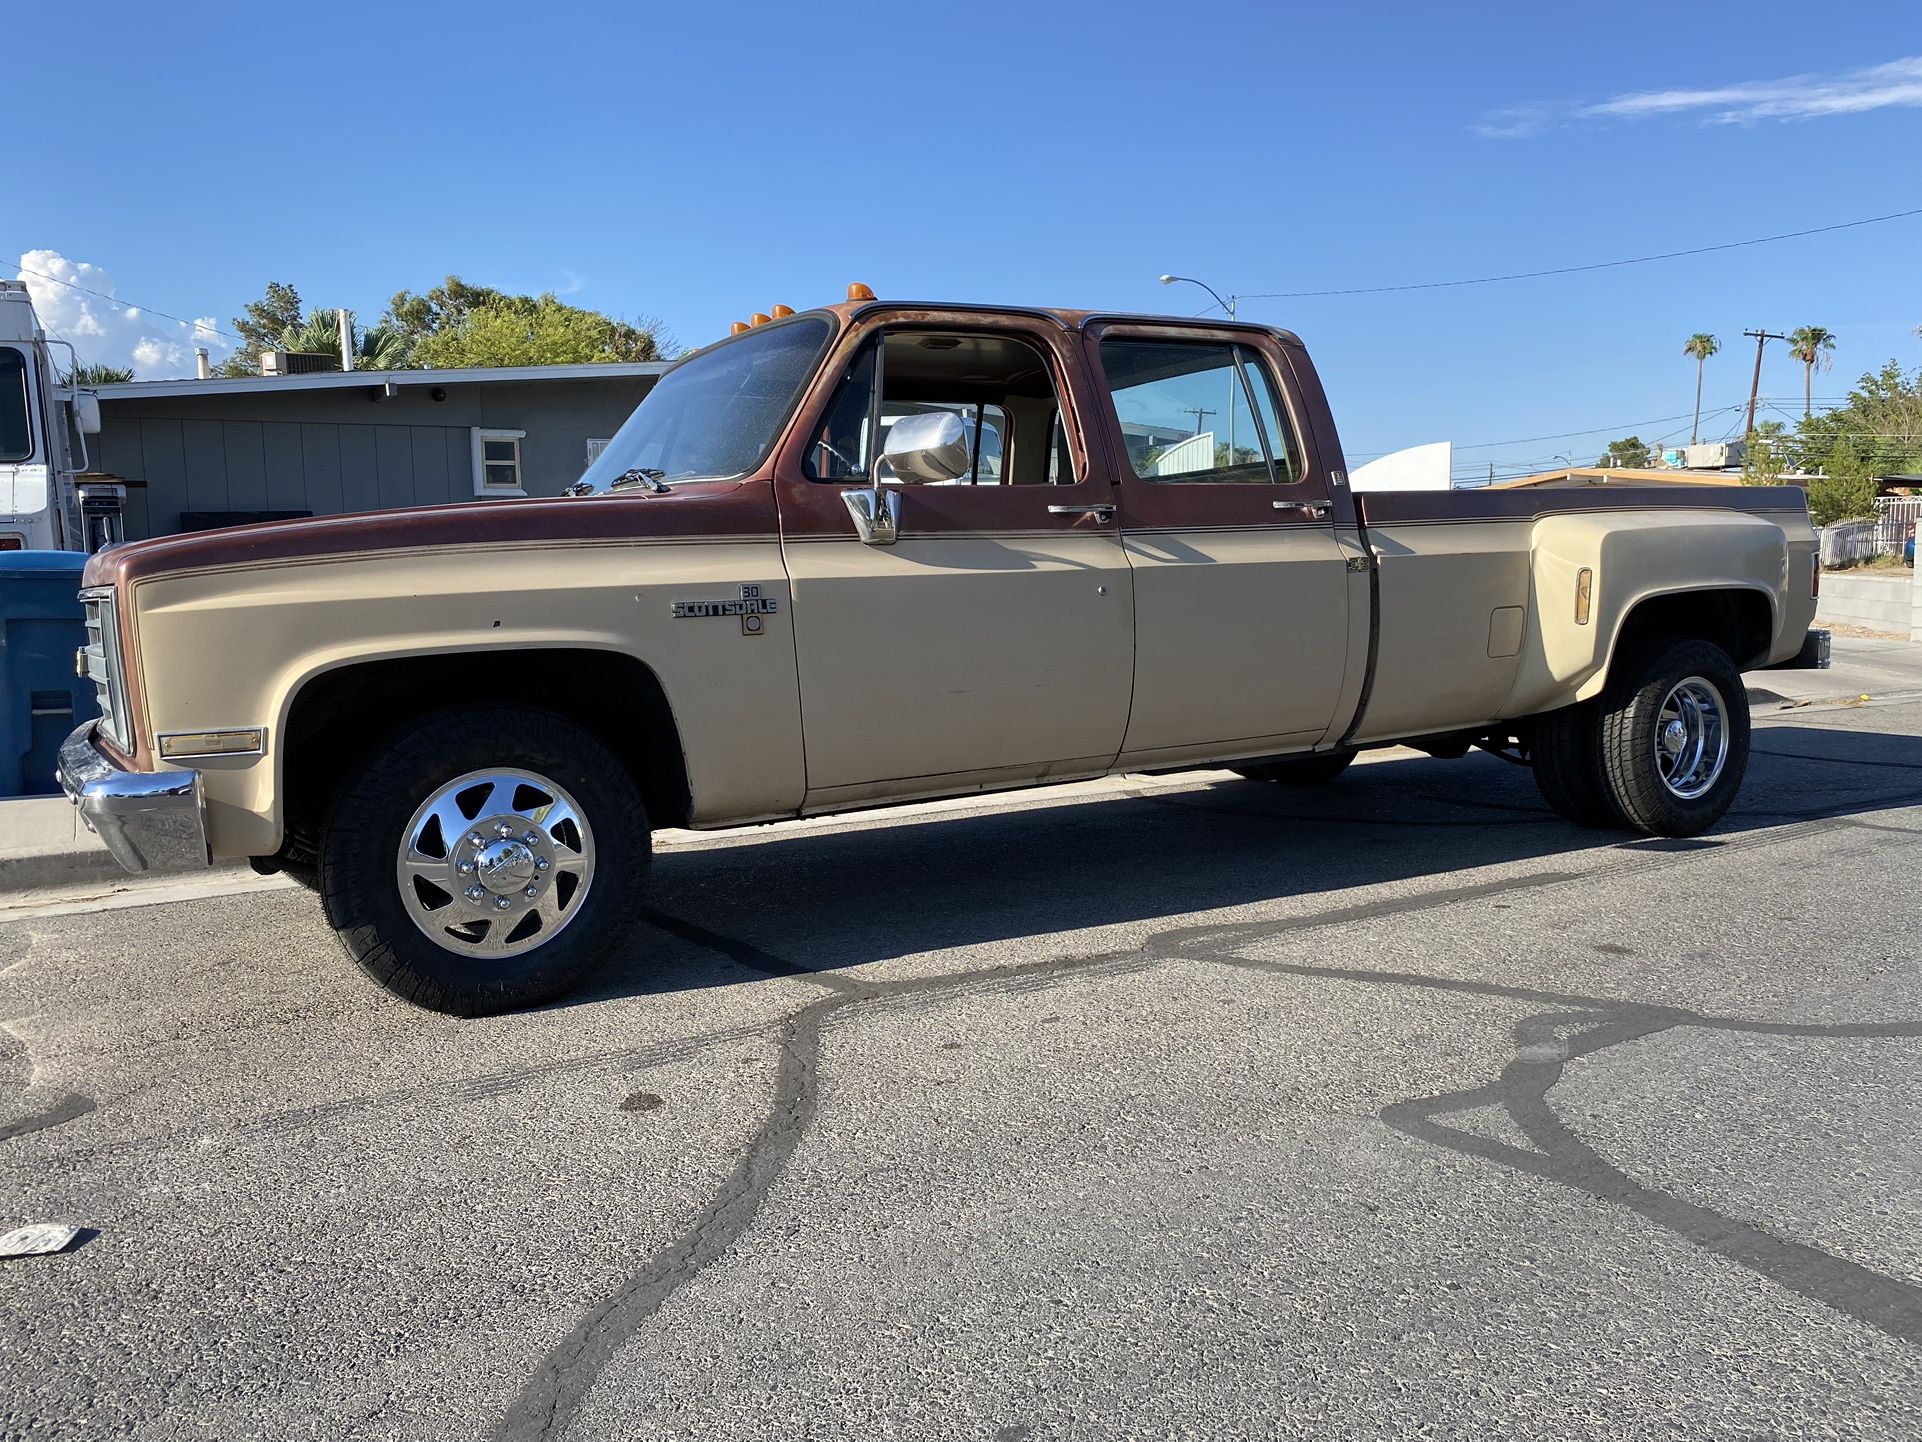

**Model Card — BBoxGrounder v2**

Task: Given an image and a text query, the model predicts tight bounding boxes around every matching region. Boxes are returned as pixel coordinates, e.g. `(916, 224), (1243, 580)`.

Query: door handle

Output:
(1274, 499), (1333, 517)
(1048, 503), (1117, 522)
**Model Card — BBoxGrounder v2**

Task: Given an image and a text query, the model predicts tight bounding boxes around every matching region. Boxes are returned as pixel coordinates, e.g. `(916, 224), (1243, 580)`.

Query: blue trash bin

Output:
(0, 551), (99, 799)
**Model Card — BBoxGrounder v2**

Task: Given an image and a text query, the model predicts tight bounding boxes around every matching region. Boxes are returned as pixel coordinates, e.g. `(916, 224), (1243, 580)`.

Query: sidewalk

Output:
(5, 633), (1918, 896)
(1751, 631), (1922, 710)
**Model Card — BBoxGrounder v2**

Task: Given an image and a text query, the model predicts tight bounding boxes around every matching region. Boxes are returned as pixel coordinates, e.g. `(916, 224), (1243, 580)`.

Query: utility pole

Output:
(1742, 329), (1786, 439)
(1182, 405), (1216, 436)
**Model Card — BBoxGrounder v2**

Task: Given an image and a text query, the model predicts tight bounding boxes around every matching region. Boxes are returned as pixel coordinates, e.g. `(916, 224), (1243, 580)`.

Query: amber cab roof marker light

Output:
(729, 321), (750, 336)
(770, 304), (795, 319)
(749, 313), (772, 327)
(847, 282), (875, 301)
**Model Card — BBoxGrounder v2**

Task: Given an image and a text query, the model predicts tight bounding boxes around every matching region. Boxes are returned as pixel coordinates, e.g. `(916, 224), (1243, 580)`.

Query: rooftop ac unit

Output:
(1684, 441), (1746, 470)
(259, 349), (340, 376)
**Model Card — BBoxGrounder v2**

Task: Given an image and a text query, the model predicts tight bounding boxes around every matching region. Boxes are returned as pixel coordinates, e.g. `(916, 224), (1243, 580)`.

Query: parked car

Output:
(62, 293), (1825, 1014)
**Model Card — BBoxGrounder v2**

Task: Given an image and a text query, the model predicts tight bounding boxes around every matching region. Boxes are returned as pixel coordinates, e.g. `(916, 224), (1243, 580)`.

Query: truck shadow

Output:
(583, 721), (1922, 1001)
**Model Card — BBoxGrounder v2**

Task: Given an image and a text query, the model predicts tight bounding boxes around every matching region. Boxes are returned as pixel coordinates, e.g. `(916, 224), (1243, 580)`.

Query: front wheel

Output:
(319, 707), (649, 1015)
(1595, 638), (1751, 837)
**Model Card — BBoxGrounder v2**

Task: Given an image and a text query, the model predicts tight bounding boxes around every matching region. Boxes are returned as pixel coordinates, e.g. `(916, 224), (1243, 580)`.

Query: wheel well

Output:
(1614, 588), (1774, 671)
(278, 649), (691, 856)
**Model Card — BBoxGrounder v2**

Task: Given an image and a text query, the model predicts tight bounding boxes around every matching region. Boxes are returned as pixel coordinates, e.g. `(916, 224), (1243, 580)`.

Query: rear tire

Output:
(1530, 702), (1620, 827)
(1595, 638), (1749, 837)
(319, 707), (649, 1015)
(1231, 751), (1356, 786)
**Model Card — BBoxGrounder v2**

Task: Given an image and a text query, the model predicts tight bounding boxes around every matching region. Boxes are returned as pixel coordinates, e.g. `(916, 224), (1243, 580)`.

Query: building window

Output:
(585, 437), (612, 468)
(471, 428), (527, 497)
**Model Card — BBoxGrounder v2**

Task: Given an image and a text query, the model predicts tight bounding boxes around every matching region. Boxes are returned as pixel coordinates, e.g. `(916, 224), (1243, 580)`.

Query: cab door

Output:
(1089, 325), (1358, 769)
(774, 315), (1135, 811)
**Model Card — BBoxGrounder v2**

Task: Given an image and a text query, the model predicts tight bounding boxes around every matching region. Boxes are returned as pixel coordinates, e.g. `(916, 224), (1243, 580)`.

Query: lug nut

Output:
(468, 833), (483, 847)
(521, 830), (539, 845)
(534, 857), (549, 872)
(456, 860), (475, 875)
(495, 896), (512, 910)
(496, 822), (514, 839)
(524, 885), (539, 898)
(465, 885), (485, 902)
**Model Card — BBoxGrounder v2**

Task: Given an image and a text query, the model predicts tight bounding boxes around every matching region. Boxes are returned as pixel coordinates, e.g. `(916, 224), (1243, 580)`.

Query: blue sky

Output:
(11, 1), (1921, 481)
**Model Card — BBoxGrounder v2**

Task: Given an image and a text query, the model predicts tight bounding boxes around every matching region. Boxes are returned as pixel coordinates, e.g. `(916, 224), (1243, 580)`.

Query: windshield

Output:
(578, 315), (833, 488)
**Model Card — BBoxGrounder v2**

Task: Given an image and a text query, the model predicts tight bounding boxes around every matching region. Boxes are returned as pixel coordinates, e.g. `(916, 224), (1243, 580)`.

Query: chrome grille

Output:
(80, 586), (130, 750)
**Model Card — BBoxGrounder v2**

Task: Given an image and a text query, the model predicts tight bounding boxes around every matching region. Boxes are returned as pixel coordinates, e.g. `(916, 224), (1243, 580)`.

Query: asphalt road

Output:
(3, 697), (1920, 1441)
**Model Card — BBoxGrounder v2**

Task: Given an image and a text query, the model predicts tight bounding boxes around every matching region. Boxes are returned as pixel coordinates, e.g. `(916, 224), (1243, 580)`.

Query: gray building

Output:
(89, 362), (667, 540)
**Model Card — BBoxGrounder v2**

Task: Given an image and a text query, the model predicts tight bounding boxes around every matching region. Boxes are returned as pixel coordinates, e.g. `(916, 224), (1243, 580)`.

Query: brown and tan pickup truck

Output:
(61, 295), (1825, 1013)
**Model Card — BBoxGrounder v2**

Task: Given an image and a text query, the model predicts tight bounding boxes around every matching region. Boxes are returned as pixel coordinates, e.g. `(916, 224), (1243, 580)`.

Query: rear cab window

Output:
(1098, 339), (1300, 485)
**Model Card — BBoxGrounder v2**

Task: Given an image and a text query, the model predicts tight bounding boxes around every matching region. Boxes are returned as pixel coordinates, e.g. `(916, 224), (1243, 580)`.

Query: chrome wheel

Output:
(1653, 676), (1728, 801)
(394, 768), (595, 959)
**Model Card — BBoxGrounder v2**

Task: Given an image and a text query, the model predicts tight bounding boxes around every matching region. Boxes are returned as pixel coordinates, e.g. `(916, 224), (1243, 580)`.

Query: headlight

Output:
(79, 586), (132, 751)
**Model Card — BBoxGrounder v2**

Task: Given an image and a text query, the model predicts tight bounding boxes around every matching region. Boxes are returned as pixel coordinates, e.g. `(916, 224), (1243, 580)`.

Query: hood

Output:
(85, 479), (780, 589)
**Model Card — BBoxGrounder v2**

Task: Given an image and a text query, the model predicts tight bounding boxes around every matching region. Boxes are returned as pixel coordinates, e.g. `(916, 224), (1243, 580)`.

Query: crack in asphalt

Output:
(490, 810), (1922, 1440)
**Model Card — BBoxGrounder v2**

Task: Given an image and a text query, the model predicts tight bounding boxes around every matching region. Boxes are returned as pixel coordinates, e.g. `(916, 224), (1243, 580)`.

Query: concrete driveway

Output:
(3, 697), (1919, 1440)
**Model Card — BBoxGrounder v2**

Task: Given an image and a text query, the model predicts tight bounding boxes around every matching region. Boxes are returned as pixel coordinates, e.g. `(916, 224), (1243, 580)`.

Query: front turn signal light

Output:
(159, 728), (265, 760)
(1575, 568), (1593, 626)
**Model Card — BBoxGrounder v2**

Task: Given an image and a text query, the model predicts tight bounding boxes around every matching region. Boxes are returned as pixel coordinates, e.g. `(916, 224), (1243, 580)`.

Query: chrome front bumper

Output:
(56, 723), (211, 874)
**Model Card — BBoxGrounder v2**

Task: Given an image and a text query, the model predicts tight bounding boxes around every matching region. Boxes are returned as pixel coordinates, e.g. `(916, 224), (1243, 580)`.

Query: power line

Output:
(1238, 207), (1922, 300)
(1349, 405), (1747, 460)
(6, 253), (240, 342)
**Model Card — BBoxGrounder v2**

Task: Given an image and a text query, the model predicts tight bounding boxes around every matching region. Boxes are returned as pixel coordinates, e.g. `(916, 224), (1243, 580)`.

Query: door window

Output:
(1100, 340), (1300, 484)
(806, 331), (1068, 485)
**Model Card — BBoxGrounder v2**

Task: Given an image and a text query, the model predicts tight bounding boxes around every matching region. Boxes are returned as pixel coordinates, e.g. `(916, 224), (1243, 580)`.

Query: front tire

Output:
(319, 707), (649, 1015)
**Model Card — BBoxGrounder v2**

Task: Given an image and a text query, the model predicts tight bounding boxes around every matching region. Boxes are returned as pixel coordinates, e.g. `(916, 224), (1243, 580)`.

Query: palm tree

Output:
(66, 362), (135, 386)
(1787, 325), (1836, 418)
(1683, 333), (1719, 443)
(278, 308), (411, 371)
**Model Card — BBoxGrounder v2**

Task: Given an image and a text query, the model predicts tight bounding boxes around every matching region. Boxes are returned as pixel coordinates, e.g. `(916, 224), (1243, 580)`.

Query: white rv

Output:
(0, 279), (110, 551)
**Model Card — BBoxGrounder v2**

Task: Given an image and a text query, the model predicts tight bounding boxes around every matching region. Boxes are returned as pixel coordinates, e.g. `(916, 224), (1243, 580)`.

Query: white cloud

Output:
(13, 249), (231, 378)
(1586, 56), (1922, 124)
(1473, 104), (1552, 140)
(1476, 55), (1922, 137)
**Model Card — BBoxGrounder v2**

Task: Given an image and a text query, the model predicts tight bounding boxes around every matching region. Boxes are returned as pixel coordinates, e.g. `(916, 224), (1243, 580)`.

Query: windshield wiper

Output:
(609, 467), (673, 494)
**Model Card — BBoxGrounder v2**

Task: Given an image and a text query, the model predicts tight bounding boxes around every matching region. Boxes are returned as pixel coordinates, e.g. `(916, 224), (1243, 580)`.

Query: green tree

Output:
(388, 275), (669, 367)
(1795, 359), (1922, 480)
(1787, 325), (1836, 418)
(1802, 439), (1878, 527)
(1742, 420), (1791, 484)
(1596, 436), (1652, 468)
(1683, 332), (1719, 443)
(219, 281), (305, 376)
(66, 362), (135, 385)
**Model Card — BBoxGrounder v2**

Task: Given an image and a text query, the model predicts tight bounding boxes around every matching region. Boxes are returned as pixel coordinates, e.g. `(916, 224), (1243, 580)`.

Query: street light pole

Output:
(1159, 274), (1236, 320)
(1159, 276), (1242, 466)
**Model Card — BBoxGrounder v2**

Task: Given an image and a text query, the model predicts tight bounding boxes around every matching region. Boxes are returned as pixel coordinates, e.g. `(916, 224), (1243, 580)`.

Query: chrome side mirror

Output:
(841, 411), (971, 546)
(881, 410), (971, 483)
